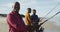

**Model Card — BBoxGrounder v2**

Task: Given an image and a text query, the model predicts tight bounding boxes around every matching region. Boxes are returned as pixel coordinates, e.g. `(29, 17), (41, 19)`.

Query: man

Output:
(25, 8), (32, 32)
(30, 9), (39, 32)
(7, 2), (26, 32)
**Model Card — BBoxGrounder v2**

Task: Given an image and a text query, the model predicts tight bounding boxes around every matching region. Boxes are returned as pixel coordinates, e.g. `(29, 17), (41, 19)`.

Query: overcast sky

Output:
(0, 0), (60, 26)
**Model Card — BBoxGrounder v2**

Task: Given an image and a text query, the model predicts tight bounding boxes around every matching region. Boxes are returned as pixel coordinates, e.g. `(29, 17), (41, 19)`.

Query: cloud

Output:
(0, 0), (60, 15)
(17, 0), (60, 17)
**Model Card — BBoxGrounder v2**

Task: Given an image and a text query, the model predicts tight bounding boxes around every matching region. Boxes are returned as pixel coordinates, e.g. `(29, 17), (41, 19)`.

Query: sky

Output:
(0, 0), (60, 26)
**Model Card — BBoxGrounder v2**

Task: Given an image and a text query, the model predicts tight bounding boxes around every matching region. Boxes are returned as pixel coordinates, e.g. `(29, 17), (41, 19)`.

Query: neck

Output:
(33, 13), (36, 15)
(28, 12), (30, 14)
(16, 11), (19, 13)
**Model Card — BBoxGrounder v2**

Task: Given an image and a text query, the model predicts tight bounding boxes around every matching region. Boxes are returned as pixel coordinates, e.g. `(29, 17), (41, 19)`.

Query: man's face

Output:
(15, 4), (20, 11)
(14, 2), (20, 12)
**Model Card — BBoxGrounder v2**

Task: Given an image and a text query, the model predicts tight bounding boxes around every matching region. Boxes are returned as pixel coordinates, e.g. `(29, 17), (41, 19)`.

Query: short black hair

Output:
(27, 8), (31, 11)
(33, 9), (36, 12)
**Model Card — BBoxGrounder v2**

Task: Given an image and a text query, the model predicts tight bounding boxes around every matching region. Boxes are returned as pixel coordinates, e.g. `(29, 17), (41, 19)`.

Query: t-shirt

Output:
(25, 12), (31, 25)
(30, 14), (39, 25)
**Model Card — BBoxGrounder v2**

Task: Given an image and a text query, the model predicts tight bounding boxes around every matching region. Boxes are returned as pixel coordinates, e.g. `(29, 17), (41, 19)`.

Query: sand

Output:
(0, 17), (8, 32)
(0, 16), (60, 32)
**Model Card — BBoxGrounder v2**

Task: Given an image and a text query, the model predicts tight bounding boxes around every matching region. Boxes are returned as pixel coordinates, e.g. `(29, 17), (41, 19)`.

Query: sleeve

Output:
(7, 14), (20, 30)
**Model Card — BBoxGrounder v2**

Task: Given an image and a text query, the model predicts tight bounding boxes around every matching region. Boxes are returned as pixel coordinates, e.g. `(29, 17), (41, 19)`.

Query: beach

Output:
(0, 17), (8, 32)
(0, 16), (60, 32)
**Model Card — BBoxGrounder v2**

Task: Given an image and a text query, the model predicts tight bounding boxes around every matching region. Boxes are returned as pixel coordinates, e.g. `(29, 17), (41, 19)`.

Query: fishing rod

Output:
(32, 11), (60, 32)
(39, 11), (60, 27)
(40, 3), (60, 20)
(44, 3), (60, 17)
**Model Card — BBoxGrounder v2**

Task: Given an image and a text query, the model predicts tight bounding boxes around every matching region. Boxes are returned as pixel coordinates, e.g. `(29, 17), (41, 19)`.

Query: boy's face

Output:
(33, 11), (36, 14)
(29, 10), (31, 13)
(28, 9), (31, 13)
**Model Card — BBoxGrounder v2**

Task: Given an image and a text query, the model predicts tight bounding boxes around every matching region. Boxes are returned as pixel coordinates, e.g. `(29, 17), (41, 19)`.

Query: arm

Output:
(27, 14), (32, 23)
(28, 16), (31, 22)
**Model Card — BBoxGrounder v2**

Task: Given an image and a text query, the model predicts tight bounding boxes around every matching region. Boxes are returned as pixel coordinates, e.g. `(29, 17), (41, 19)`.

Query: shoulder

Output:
(30, 15), (34, 17)
(34, 15), (38, 19)
(30, 15), (34, 19)
(7, 12), (14, 18)
(35, 15), (38, 17)
(7, 14), (12, 19)
(25, 13), (29, 16)
(27, 13), (30, 17)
